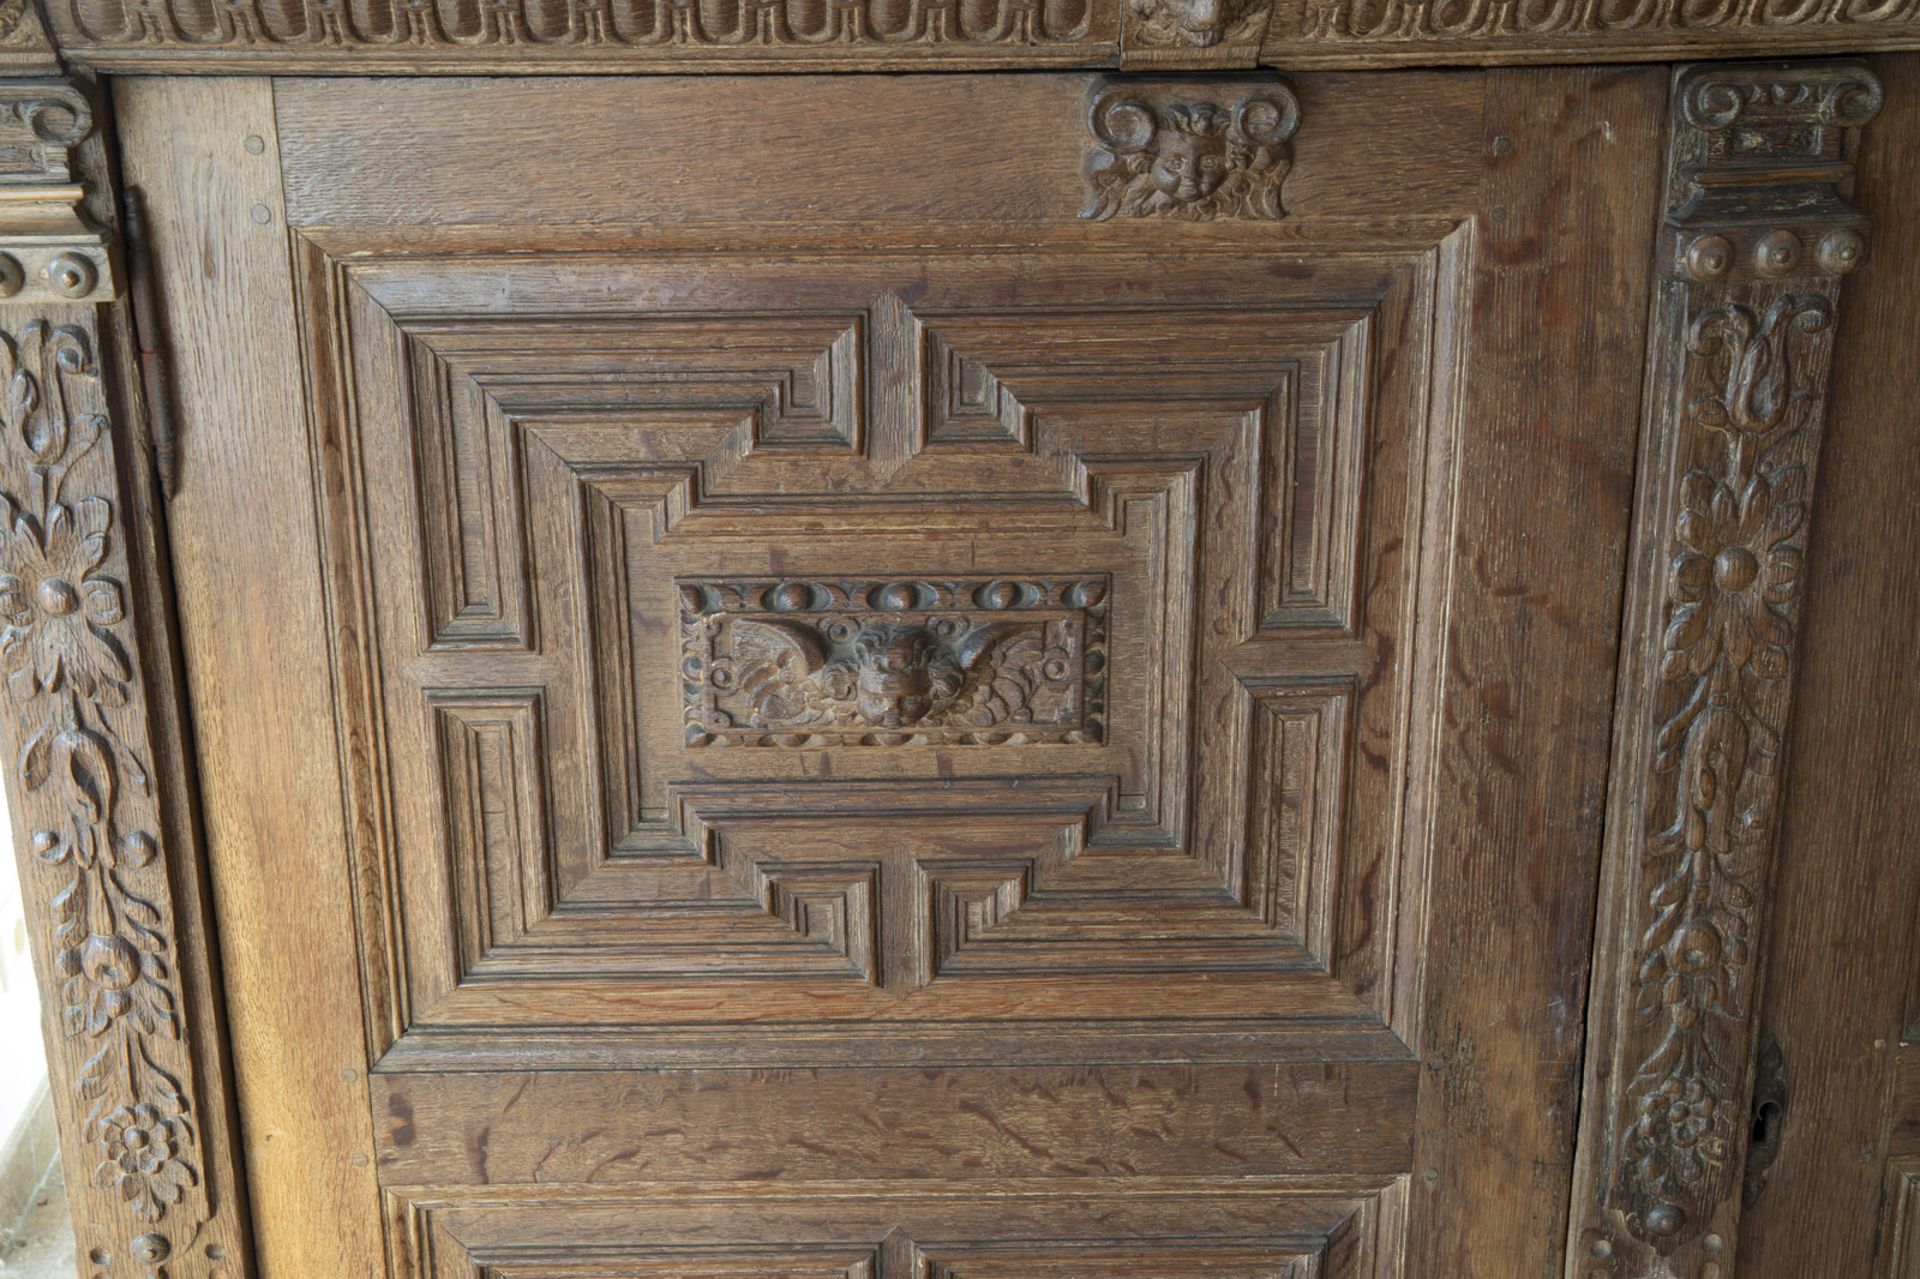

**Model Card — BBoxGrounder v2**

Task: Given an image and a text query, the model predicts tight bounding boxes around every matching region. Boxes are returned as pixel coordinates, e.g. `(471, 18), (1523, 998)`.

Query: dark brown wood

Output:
(40, 44), (1917, 1279)
(1566, 59), (1884, 1276)
(1405, 64), (1665, 1279)
(100, 65), (1684, 1277)
(1731, 52), (1920, 1279)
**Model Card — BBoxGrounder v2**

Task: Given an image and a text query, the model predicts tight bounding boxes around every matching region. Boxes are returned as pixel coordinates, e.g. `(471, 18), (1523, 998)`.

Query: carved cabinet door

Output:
(86, 62), (1857, 1279)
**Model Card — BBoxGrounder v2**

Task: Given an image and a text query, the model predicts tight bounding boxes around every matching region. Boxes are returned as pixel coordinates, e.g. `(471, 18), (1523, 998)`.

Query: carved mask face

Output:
(1163, 0), (1227, 44)
(852, 625), (938, 728)
(1151, 130), (1230, 204)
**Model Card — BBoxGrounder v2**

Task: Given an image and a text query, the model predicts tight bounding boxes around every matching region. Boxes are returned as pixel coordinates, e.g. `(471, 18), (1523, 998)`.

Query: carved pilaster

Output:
(0, 80), (251, 1277)
(1567, 60), (1881, 1278)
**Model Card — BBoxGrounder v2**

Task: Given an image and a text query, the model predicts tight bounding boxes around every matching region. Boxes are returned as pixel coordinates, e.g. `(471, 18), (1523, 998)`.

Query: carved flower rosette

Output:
(0, 320), (202, 1265)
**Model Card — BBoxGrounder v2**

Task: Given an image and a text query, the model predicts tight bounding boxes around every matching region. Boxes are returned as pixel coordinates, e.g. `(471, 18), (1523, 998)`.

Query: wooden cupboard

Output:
(0, 12), (1915, 1278)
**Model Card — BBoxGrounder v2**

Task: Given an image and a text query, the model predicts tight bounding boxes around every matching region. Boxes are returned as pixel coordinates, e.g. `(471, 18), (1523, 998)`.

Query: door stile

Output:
(0, 77), (254, 1278)
(1566, 59), (1885, 1278)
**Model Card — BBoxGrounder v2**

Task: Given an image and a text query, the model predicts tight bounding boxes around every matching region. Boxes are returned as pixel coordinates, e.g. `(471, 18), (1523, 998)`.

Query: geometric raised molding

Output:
(384, 1187), (1410, 1279)
(295, 238), (1450, 1063)
(679, 574), (1110, 747)
(1569, 59), (1882, 1277)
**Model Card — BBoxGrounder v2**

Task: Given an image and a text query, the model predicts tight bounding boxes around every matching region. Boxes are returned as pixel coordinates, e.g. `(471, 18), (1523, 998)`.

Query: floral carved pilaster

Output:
(1567, 61), (1882, 1278)
(0, 80), (250, 1277)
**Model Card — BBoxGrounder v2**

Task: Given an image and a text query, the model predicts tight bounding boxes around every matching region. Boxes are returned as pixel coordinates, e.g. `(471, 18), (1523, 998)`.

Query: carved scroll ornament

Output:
(0, 82), (117, 305)
(1081, 79), (1299, 222)
(680, 576), (1109, 748)
(1570, 60), (1880, 1277)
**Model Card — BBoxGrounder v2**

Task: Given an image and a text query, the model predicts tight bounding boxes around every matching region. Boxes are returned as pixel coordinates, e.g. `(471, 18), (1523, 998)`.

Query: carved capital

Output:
(1666, 62), (1881, 287)
(1569, 60), (1880, 1277)
(1080, 77), (1300, 222)
(0, 77), (247, 1278)
(0, 80), (119, 304)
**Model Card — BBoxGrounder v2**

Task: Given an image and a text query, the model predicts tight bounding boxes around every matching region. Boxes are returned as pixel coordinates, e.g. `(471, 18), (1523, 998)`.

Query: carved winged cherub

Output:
(722, 617), (1052, 733)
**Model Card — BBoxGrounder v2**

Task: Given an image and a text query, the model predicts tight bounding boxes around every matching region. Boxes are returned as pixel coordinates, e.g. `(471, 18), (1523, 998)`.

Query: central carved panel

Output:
(678, 574), (1110, 747)
(305, 244), (1458, 1048)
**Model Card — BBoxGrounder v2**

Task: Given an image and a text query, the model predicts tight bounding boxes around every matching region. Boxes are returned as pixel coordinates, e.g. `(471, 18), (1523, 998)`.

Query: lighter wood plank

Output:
(113, 76), (387, 1278)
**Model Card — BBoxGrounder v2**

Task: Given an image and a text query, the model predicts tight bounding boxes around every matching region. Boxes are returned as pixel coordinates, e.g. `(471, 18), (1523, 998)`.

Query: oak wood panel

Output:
(130, 65), (1683, 1277)
(370, 1064), (1417, 1184)
(1735, 52), (1920, 1279)
(1885, 1160), (1920, 1279)
(112, 76), (389, 1279)
(1563, 59), (1886, 1273)
(270, 72), (1482, 231)
(1406, 66), (1665, 1279)
(292, 237), (1452, 1053)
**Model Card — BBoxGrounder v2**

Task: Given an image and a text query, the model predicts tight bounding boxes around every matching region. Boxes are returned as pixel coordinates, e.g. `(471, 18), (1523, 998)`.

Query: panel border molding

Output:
(1566, 57), (1882, 1278)
(380, 1181), (1413, 1279)
(0, 76), (253, 1279)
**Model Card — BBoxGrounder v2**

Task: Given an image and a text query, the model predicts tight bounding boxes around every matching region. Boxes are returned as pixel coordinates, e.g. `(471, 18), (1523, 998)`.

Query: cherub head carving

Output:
(1151, 104), (1233, 203)
(1081, 86), (1300, 223)
(835, 622), (964, 729)
(1127, 0), (1267, 49)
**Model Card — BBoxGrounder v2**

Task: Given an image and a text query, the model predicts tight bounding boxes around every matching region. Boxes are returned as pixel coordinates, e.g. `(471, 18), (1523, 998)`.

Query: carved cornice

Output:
(1274, 0), (1920, 65)
(0, 76), (246, 1278)
(1569, 59), (1880, 1278)
(32, 0), (1920, 70)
